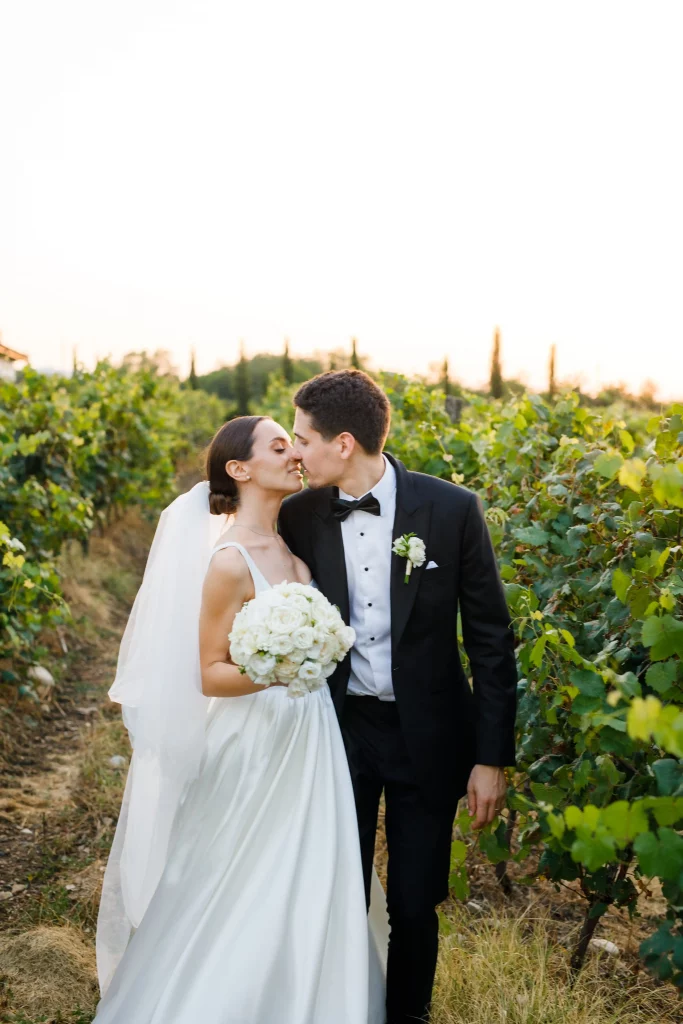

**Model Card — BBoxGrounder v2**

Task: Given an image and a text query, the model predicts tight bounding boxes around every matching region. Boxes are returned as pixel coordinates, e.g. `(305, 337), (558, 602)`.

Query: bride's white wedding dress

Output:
(93, 540), (388, 1024)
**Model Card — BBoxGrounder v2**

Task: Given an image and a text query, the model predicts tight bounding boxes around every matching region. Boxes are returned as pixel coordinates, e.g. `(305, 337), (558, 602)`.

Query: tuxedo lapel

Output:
(386, 453), (432, 655)
(312, 489), (350, 625)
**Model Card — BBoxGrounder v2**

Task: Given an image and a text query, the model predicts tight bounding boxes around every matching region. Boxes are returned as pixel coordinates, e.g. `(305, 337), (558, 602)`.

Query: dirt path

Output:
(0, 511), (153, 1020)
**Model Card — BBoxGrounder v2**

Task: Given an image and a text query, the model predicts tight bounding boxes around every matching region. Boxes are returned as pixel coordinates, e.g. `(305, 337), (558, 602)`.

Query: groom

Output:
(278, 369), (517, 1024)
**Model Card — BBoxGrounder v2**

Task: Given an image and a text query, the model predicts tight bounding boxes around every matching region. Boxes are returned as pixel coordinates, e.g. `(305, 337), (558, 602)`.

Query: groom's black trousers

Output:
(341, 695), (456, 1024)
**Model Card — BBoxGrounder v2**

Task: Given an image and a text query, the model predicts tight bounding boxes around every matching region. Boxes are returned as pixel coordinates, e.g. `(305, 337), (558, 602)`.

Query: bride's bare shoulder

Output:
(205, 544), (252, 589)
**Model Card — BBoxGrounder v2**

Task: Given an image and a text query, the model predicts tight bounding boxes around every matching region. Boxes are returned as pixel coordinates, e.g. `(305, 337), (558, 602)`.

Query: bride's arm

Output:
(199, 548), (284, 697)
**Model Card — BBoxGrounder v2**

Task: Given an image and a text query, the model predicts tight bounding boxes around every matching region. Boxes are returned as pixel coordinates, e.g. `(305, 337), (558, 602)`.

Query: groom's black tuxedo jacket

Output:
(278, 452), (518, 809)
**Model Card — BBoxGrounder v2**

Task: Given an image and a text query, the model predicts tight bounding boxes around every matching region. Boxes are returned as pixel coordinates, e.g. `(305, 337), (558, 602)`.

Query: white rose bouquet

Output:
(228, 582), (356, 698)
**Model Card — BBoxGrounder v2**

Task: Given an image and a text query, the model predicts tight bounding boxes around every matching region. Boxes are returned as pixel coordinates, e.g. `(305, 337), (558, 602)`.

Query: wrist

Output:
(473, 764), (509, 781)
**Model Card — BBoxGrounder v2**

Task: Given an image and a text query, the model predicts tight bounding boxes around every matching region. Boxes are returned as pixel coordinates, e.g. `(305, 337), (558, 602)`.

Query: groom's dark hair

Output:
(293, 369), (390, 455)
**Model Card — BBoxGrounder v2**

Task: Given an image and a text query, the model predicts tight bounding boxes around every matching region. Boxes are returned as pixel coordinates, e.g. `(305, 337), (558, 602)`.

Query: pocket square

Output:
(425, 560), (439, 569)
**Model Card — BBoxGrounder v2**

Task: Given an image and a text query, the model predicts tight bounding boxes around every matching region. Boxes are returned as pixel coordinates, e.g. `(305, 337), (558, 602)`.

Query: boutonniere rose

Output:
(392, 533), (426, 584)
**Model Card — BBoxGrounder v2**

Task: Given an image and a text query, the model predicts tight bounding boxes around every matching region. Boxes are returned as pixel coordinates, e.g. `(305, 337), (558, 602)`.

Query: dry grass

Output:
(7, 714), (131, 941)
(59, 518), (151, 645)
(76, 716), (130, 825)
(431, 905), (680, 1024)
(4, 904), (678, 1024)
(0, 925), (97, 1019)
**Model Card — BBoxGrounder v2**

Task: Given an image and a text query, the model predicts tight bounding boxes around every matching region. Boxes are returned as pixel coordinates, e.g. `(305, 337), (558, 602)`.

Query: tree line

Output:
(183, 330), (664, 416)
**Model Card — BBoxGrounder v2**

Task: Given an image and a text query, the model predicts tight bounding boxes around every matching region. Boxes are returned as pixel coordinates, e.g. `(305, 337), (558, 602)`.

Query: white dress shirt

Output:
(339, 454), (396, 701)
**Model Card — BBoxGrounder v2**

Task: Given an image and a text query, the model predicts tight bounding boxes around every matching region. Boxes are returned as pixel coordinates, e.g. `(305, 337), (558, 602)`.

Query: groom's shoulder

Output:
(387, 452), (473, 508)
(405, 466), (475, 509)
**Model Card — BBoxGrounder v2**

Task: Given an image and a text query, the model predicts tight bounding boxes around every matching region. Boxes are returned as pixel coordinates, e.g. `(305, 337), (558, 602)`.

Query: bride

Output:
(93, 415), (388, 1024)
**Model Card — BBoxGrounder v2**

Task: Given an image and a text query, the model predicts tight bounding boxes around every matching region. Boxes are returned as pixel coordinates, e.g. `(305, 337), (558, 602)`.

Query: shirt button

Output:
(360, 532), (364, 537)
(364, 567), (369, 571)
(368, 602), (372, 607)
(370, 637), (375, 641)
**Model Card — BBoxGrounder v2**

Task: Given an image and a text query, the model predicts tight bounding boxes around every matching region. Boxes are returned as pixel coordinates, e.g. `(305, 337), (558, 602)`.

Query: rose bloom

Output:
(311, 624), (328, 645)
(297, 660), (323, 681)
(247, 653), (277, 680)
(292, 625), (315, 650)
(318, 639), (339, 663)
(408, 538), (426, 563)
(317, 603), (344, 629)
(306, 639), (324, 659)
(275, 659), (299, 682)
(269, 605), (307, 634)
(250, 625), (271, 649)
(229, 640), (247, 663)
(336, 626), (356, 650)
(288, 679), (309, 698)
(269, 633), (295, 656)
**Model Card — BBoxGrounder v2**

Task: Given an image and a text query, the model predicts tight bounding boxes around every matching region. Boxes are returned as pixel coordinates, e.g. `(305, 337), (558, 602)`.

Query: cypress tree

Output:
(235, 342), (250, 415)
(282, 338), (294, 384)
(350, 337), (361, 370)
(489, 327), (504, 399)
(188, 347), (198, 390)
(441, 357), (451, 396)
(548, 344), (557, 400)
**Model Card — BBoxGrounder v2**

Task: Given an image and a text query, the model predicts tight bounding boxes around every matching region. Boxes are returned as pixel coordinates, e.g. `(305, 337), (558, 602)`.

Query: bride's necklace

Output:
(231, 523), (292, 578)
(232, 523), (278, 538)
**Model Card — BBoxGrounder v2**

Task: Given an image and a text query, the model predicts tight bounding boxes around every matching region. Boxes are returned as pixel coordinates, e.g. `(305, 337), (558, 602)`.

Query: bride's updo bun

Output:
(208, 488), (238, 517)
(204, 415), (266, 516)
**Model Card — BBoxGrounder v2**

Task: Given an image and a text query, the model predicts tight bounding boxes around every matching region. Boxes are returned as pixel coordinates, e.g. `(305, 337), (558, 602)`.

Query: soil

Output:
(0, 511), (153, 936)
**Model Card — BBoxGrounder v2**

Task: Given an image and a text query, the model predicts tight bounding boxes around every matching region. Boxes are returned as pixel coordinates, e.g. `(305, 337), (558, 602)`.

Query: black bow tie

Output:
(331, 493), (381, 522)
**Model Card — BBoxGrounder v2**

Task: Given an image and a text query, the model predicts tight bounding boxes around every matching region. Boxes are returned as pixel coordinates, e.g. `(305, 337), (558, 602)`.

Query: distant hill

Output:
(195, 352), (324, 406)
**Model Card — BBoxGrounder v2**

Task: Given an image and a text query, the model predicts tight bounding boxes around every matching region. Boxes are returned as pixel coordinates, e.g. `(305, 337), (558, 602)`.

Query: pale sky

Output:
(1, 1), (681, 398)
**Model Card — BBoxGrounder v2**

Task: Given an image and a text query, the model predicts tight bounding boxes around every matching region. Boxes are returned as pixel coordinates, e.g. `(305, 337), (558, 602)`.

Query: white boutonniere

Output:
(392, 533), (426, 584)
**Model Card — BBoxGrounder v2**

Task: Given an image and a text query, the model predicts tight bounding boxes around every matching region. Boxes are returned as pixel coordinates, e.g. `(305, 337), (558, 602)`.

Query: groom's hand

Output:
(467, 764), (507, 829)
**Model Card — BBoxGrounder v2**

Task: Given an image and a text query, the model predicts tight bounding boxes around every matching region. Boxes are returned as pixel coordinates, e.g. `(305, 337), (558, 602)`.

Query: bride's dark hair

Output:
(204, 416), (266, 516)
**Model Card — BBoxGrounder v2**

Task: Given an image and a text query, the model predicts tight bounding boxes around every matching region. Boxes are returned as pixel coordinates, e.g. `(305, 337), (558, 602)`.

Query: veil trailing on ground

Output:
(96, 481), (228, 994)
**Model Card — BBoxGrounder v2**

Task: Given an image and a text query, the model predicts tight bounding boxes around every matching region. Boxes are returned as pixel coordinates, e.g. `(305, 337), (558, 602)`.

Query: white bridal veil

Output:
(96, 481), (228, 993)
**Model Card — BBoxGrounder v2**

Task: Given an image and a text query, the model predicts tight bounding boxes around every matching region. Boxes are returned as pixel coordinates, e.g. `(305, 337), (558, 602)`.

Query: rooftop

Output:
(0, 340), (29, 363)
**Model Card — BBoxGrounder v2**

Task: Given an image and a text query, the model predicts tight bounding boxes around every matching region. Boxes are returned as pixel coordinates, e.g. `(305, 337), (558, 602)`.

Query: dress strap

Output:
(210, 540), (270, 590)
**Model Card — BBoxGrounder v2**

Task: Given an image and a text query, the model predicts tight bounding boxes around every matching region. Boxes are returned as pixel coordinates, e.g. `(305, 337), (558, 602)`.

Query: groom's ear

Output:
(338, 432), (357, 461)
